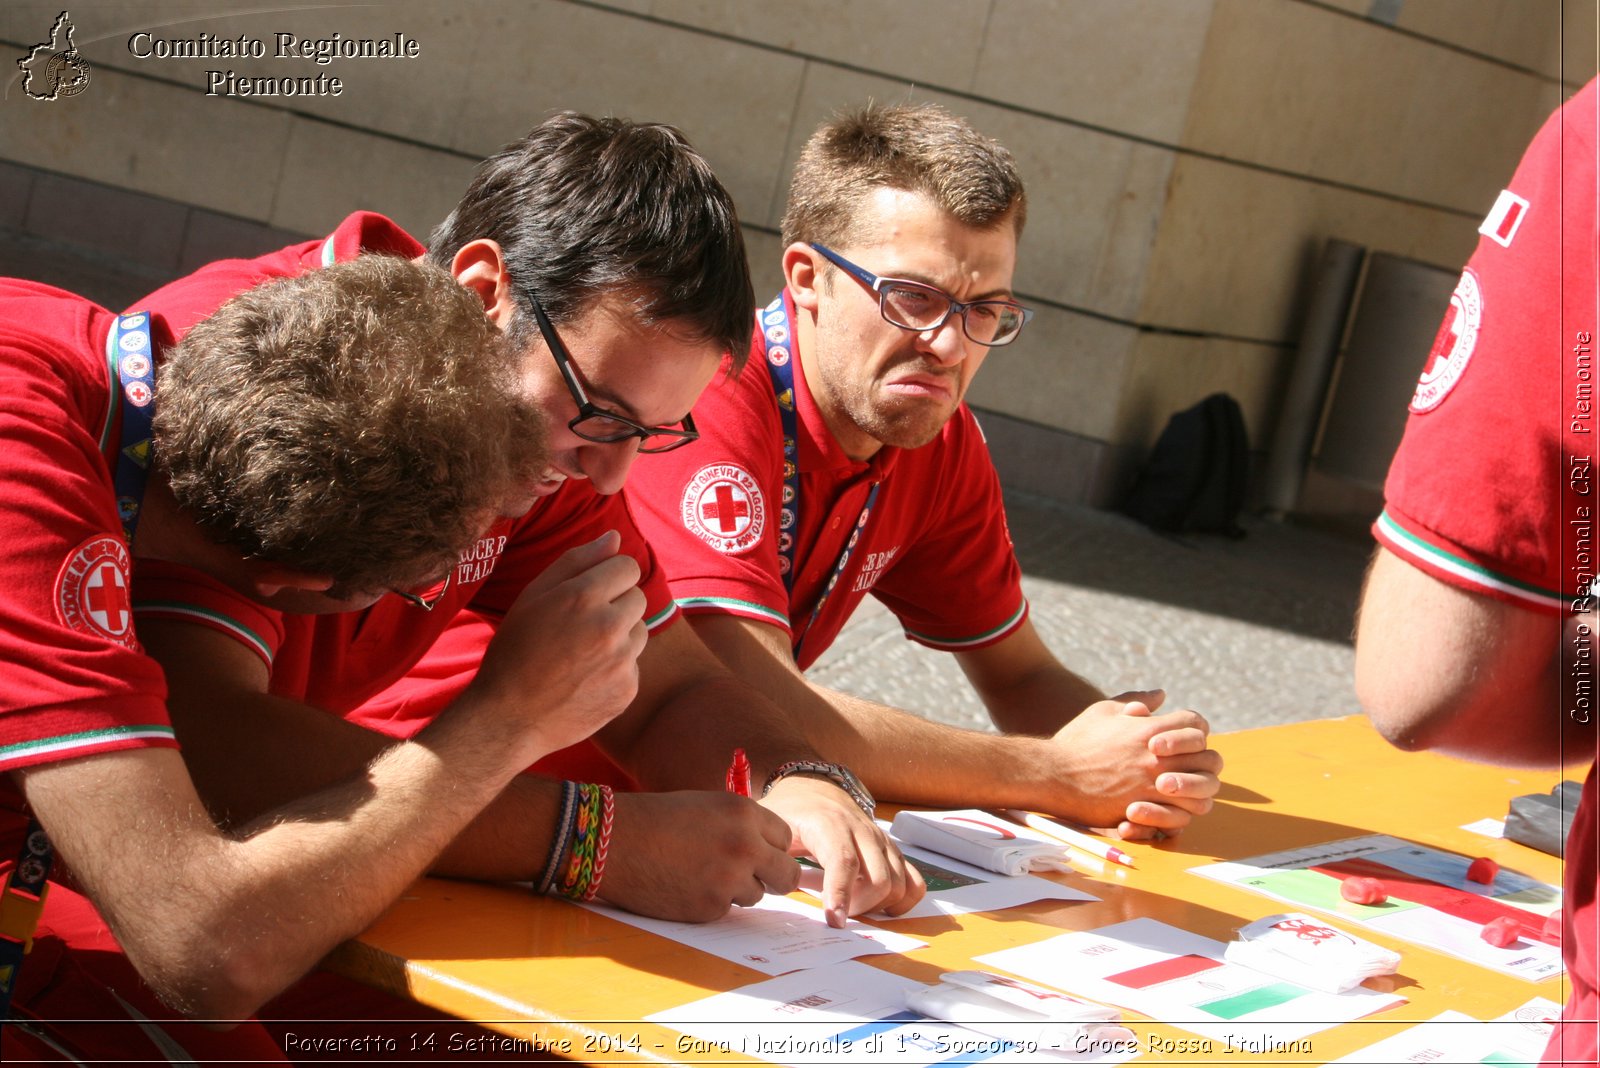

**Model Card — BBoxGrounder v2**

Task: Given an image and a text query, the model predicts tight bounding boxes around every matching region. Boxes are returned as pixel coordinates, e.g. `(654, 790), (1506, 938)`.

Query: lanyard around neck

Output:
(108, 311), (158, 544)
(759, 294), (880, 662)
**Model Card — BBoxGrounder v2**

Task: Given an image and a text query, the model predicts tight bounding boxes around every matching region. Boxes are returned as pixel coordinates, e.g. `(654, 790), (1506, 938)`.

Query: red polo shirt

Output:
(626, 288), (1027, 670)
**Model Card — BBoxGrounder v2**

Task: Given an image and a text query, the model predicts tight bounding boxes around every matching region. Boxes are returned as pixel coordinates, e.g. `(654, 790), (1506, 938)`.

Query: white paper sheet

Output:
(975, 918), (1405, 1045)
(1327, 997), (1561, 1065)
(794, 821), (1098, 919)
(582, 893), (923, 976)
(648, 961), (1139, 1066)
(1190, 834), (1563, 981)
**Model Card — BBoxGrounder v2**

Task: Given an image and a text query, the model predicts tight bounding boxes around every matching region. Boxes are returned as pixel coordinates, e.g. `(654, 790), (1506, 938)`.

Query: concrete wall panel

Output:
(973, 0), (1217, 144)
(641, 0), (990, 92)
(1138, 154), (1479, 340)
(1, 65), (290, 220)
(1184, 0), (1559, 213)
(964, 305), (1135, 441)
(1113, 332), (1291, 451)
(270, 118), (476, 239)
(447, 1), (806, 222)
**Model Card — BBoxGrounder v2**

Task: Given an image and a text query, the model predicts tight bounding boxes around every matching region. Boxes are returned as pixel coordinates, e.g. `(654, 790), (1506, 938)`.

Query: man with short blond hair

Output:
(625, 102), (1223, 835)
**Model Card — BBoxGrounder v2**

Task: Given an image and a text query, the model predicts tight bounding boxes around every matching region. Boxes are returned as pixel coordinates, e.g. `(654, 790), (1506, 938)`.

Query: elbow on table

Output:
(118, 899), (313, 1023)
(130, 943), (286, 1023)
(1355, 672), (1468, 754)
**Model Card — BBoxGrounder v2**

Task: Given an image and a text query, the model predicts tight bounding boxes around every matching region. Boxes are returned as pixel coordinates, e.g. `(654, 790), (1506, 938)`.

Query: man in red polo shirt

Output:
(132, 115), (921, 939)
(1356, 77), (1598, 1064)
(623, 103), (1223, 837)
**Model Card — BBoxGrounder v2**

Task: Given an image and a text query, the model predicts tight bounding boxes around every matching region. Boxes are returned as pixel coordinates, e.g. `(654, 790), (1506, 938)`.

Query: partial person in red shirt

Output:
(1356, 76), (1598, 1065)
(622, 103), (1223, 838)
(0, 256), (618, 1059)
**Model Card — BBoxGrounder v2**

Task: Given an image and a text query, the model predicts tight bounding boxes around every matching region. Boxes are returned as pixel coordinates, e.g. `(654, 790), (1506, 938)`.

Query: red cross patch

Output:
(680, 464), (766, 554)
(56, 535), (137, 647)
(1411, 268), (1481, 413)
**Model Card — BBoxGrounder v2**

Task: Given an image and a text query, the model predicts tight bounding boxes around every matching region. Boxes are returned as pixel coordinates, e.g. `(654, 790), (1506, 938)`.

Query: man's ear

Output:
(248, 564), (336, 599)
(782, 243), (823, 313)
(449, 240), (519, 332)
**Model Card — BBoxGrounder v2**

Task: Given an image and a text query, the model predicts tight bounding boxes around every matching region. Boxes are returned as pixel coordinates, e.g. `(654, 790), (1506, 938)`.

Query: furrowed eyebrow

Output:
(589, 385), (690, 428)
(885, 272), (1016, 303)
(583, 384), (645, 422)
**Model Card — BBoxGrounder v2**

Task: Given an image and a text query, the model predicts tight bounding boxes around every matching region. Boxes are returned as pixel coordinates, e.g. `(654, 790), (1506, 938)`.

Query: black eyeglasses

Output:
(392, 570), (453, 611)
(524, 291), (700, 454)
(809, 243), (1033, 347)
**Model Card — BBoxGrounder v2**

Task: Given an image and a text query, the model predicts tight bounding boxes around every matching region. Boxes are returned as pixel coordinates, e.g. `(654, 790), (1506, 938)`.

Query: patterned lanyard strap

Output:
(1, 312), (159, 1018)
(758, 295), (880, 663)
(109, 311), (158, 544)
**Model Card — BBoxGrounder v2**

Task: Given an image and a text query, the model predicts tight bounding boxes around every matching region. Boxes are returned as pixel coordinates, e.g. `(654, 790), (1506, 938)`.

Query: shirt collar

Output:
(310, 211), (427, 269)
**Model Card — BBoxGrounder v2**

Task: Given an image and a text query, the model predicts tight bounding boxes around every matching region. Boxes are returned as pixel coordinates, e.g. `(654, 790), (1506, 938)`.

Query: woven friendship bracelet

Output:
(584, 785), (615, 903)
(557, 783), (604, 900)
(535, 780), (578, 896)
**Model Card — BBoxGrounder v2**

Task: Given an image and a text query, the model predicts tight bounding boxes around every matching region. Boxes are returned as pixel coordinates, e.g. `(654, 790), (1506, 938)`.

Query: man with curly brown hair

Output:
(1, 256), (641, 1059)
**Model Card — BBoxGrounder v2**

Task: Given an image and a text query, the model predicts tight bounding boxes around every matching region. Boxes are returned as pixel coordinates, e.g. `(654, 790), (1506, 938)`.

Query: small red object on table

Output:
(1480, 916), (1522, 947)
(1340, 876), (1388, 905)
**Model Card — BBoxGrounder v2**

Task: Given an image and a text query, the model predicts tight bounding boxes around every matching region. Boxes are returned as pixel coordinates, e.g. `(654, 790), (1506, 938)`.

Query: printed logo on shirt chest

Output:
(1410, 267), (1482, 414)
(56, 534), (136, 647)
(456, 533), (507, 585)
(850, 545), (900, 592)
(681, 464), (766, 554)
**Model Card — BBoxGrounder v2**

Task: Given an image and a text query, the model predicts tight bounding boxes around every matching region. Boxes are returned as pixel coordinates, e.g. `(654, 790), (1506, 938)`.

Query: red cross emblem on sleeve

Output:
(681, 464), (766, 554)
(701, 482), (751, 534)
(1410, 268), (1481, 413)
(56, 535), (137, 646)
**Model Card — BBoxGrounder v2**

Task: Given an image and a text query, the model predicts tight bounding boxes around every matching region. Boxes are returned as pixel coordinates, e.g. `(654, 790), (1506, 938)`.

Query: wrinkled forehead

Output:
(834, 183), (1022, 247)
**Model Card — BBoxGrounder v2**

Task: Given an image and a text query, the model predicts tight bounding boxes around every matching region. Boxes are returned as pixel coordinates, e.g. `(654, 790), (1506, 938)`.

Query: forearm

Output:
(176, 688), (568, 882)
(19, 696), (555, 1021)
(965, 662), (1106, 736)
(685, 614), (1193, 825)
(598, 625), (824, 791)
(803, 679), (1062, 807)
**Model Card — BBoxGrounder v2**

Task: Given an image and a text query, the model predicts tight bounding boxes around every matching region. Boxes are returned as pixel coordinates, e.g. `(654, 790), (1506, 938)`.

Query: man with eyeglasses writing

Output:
(625, 103), (1224, 837)
(104, 114), (922, 1048)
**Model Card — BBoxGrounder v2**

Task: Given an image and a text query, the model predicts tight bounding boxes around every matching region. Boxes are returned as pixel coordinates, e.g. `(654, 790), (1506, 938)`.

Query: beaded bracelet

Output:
(534, 780), (578, 896)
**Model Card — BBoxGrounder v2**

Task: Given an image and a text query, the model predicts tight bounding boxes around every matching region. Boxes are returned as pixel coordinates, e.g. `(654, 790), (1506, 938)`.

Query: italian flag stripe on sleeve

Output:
(1376, 510), (1564, 611)
(0, 725), (177, 769)
(644, 602), (681, 633)
(133, 601), (275, 668)
(674, 596), (791, 630)
(904, 598), (1029, 651)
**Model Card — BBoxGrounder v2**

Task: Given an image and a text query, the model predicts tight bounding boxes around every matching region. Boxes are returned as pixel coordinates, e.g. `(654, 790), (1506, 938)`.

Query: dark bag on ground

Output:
(1123, 392), (1249, 536)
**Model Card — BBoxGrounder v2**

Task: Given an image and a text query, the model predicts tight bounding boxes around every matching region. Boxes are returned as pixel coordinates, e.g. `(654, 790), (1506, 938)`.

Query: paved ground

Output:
(10, 226), (1380, 737)
(810, 497), (1375, 735)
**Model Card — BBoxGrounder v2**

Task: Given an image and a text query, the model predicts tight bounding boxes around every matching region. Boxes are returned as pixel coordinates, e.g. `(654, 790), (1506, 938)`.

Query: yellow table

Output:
(328, 716), (1572, 1063)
